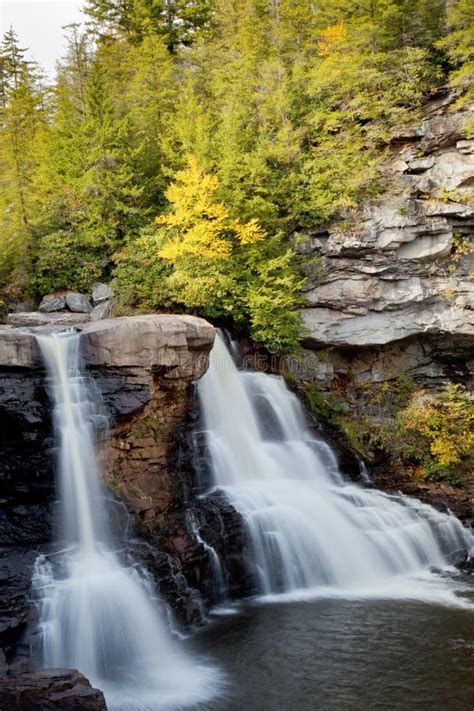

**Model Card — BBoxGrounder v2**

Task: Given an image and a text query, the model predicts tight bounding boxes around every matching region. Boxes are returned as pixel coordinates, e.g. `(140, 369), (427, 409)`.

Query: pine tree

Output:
(34, 43), (142, 294)
(85, 0), (213, 50)
(0, 28), (47, 297)
(80, 62), (142, 246)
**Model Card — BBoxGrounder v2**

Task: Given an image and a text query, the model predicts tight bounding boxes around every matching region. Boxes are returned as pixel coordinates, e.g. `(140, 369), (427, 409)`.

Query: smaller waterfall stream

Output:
(199, 334), (473, 604)
(34, 333), (218, 710)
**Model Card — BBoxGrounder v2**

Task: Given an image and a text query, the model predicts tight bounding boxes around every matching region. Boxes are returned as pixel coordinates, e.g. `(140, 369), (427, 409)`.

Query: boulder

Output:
(65, 292), (92, 314)
(92, 282), (113, 304)
(81, 315), (215, 378)
(90, 301), (113, 322)
(0, 669), (107, 710)
(38, 294), (66, 313)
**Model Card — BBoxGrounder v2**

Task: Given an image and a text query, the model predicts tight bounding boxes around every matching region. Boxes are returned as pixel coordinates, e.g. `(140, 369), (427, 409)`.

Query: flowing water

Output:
(31, 329), (473, 711)
(198, 334), (473, 603)
(33, 333), (219, 711)
(188, 595), (474, 710)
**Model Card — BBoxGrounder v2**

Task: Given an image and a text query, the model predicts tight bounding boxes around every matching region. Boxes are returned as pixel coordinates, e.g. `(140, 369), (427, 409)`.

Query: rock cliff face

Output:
(292, 93), (473, 514)
(0, 315), (247, 673)
(300, 95), (473, 352)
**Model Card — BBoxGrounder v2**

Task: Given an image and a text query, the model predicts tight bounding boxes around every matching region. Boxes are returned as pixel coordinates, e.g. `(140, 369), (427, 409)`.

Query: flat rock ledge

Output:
(0, 314), (215, 378)
(0, 669), (107, 710)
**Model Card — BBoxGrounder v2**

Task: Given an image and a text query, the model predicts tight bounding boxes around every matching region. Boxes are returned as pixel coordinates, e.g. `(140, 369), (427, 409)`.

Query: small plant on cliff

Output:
(399, 384), (474, 484)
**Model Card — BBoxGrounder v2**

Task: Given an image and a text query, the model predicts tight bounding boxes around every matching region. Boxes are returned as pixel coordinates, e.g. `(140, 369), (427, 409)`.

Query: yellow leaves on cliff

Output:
(317, 23), (348, 57)
(401, 384), (474, 468)
(156, 156), (265, 263)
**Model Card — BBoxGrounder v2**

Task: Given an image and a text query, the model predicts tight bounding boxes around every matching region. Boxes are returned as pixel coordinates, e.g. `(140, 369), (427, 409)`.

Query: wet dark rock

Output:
(0, 370), (54, 547)
(458, 557), (474, 574)
(0, 547), (47, 668)
(446, 549), (470, 569)
(0, 363), (54, 670)
(0, 668), (107, 710)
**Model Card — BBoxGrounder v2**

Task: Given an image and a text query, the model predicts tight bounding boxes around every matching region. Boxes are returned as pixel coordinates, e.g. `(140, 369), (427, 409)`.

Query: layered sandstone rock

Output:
(300, 95), (473, 361)
(285, 93), (474, 515)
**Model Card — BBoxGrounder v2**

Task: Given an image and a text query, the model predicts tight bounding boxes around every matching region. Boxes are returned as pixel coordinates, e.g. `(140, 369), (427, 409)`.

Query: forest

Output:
(1, 3), (474, 709)
(0, 0), (473, 350)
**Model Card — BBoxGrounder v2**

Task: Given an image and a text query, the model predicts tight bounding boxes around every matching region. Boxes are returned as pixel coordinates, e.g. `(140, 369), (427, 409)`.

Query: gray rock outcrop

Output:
(38, 294), (66, 313)
(299, 94), (473, 383)
(91, 300), (113, 321)
(11, 285), (114, 326)
(65, 291), (92, 313)
(92, 282), (113, 304)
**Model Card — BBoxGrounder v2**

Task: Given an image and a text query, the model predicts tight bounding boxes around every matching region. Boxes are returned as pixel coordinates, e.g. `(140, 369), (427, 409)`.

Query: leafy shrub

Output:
(398, 384), (474, 484)
(422, 462), (464, 487)
(35, 229), (104, 294)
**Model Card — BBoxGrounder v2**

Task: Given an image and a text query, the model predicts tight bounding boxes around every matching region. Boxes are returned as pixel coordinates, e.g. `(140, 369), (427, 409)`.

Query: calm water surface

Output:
(186, 591), (474, 711)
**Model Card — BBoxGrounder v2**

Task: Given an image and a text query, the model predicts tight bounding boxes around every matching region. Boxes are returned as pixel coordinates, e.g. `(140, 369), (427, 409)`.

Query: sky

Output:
(1, 0), (86, 78)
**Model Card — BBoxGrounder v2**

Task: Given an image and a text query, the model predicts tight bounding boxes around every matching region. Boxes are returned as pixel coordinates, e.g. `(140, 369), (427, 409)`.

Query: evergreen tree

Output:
(0, 28), (47, 297)
(85, 0), (213, 50)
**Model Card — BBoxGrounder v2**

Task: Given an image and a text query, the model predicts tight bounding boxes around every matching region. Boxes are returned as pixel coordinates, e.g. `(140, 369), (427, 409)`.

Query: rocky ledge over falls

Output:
(0, 313), (215, 373)
(0, 314), (246, 672)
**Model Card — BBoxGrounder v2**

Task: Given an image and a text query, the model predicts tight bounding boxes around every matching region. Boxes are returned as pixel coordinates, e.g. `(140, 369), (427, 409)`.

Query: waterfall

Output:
(198, 334), (473, 603)
(187, 512), (226, 599)
(34, 333), (219, 710)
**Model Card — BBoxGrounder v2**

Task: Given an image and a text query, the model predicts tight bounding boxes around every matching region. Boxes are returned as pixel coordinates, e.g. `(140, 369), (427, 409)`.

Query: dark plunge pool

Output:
(186, 593), (474, 711)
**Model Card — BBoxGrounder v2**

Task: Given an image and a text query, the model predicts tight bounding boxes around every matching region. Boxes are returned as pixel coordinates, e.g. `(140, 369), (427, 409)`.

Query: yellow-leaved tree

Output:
(155, 156), (265, 308)
(114, 156), (303, 351)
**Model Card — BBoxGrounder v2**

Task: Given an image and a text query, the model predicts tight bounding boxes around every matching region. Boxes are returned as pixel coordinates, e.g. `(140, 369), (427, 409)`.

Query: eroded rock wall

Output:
(0, 315), (247, 672)
(292, 93), (473, 515)
(300, 95), (473, 355)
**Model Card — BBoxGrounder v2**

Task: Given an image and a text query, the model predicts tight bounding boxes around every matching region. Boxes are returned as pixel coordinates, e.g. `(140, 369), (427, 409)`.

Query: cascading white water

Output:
(34, 333), (219, 710)
(187, 512), (226, 599)
(199, 334), (473, 603)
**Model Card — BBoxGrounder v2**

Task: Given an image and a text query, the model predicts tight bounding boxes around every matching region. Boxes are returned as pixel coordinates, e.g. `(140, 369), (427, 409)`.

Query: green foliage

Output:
(437, 0), (474, 104)
(1, 0), (472, 350)
(369, 383), (474, 486)
(0, 28), (47, 298)
(400, 384), (474, 473)
(34, 230), (104, 294)
(114, 158), (303, 351)
(112, 225), (173, 313)
(422, 462), (464, 487)
(85, 0), (213, 50)
(299, 382), (335, 422)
